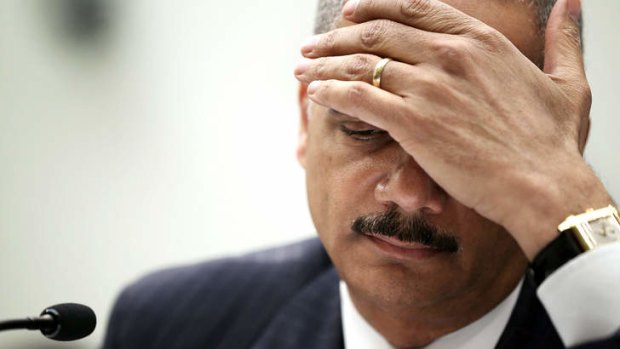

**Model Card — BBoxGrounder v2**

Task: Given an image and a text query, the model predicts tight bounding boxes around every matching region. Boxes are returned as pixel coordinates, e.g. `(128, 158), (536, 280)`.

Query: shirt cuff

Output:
(537, 243), (620, 347)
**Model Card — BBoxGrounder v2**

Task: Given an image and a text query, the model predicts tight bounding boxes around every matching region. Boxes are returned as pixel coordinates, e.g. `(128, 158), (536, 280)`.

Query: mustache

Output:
(351, 207), (459, 253)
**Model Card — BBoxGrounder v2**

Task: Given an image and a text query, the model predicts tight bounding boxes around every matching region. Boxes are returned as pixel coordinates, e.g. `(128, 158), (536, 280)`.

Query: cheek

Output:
(304, 133), (388, 245)
(446, 205), (526, 279)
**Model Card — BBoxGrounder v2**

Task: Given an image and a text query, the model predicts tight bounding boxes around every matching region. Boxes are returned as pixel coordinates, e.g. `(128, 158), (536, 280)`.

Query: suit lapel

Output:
(251, 267), (343, 349)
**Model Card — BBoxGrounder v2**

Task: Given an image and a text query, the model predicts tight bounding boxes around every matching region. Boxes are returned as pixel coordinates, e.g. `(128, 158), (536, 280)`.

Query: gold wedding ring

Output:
(372, 58), (392, 88)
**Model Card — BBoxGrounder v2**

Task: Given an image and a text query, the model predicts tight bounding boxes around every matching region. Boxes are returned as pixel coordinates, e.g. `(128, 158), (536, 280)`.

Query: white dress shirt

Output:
(340, 244), (620, 348)
(340, 279), (522, 349)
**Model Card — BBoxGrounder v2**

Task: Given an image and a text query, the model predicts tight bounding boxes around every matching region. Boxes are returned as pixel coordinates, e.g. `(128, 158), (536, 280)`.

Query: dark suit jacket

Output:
(102, 238), (619, 349)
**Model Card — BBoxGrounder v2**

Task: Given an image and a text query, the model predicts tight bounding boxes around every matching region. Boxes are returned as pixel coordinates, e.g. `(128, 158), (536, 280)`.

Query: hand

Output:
(295, 0), (612, 259)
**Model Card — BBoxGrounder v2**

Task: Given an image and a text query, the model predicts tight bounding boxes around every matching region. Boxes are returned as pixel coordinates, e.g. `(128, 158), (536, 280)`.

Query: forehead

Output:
(336, 0), (543, 65)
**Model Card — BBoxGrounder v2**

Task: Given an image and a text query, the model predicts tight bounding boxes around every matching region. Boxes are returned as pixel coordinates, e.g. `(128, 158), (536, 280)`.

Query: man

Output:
(102, 0), (620, 348)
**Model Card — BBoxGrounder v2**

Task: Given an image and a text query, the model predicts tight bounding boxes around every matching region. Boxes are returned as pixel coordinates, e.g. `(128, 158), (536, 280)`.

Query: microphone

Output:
(0, 303), (96, 341)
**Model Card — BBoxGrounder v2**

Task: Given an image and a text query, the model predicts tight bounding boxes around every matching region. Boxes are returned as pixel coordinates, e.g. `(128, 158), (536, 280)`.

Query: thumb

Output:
(543, 0), (585, 81)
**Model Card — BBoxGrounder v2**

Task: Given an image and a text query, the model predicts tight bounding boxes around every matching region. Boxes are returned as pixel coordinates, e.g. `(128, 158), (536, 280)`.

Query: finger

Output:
(295, 55), (415, 94)
(306, 79), (407, 131)
(301, 19), (442, 64)
(544, 0), (586, 82)
(342, 0), (482, 36)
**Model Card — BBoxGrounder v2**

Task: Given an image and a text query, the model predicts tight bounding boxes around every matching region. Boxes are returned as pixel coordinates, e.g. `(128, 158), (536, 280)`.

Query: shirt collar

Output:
(340, 278), (523, 349)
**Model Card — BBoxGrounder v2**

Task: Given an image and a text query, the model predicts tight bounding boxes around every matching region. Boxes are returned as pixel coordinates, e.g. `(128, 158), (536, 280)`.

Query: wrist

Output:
(504, 159), (613, 261)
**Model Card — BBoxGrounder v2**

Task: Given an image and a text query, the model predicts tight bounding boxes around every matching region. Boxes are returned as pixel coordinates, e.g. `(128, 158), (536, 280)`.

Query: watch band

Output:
(531, 229), (583, 286)
(531, 205), (620, 286)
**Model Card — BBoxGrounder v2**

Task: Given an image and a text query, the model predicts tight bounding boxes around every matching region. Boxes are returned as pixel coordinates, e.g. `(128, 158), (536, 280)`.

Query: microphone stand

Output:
(0, 315), (55, 332)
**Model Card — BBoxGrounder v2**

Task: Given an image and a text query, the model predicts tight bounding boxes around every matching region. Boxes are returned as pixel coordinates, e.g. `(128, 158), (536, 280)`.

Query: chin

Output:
(331, 235), (465, 309)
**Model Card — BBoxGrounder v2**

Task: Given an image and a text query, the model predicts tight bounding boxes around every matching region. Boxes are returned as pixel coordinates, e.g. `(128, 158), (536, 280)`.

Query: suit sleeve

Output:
(537, 243), (620, 348)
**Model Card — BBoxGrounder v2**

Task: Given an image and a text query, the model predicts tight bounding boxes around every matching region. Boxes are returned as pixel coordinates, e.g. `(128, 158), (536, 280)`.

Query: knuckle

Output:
(473, 26), (502, 46)
(346, 82), (369, 106)
(472, 27), (509, 54)
(314, 58), (329, 78)
(319, 31), (337, 52)
(345, 55), (373, 80)
(400, 0), (432, 18)
(315, 80), (331, 97)
(432, 39), (469, 62)
(360, 20), (390, 51)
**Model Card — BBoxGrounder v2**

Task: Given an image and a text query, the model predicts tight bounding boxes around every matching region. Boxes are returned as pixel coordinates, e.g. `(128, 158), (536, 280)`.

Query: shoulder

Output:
(102, 237), (333, 348)
(123, 237), (329, 300)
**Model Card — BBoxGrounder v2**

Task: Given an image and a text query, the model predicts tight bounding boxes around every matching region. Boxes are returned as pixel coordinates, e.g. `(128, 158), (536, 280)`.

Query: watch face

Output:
(561, 206), (620, 251)
(587, 216), (620, 246)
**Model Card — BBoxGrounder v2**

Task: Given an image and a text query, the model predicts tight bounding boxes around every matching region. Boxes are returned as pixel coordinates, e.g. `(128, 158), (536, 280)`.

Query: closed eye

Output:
(339, 124), (388, 141)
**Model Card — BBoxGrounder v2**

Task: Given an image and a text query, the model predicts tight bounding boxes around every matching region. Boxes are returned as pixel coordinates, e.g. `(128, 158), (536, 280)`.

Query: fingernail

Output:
(342, 0), (360, 17)
(307, 81), (322, 95)
(567, 0), (581, 23)
(301, 36), (320, 55)
(295, 58), (313, 77)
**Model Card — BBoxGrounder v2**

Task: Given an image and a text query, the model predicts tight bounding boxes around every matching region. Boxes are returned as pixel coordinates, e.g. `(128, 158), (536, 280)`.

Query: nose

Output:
(374, 153), (446, 215)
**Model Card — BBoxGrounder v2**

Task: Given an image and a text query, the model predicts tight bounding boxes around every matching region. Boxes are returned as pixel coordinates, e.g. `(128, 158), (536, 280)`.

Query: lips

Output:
(364, 233), (443, 260)
(366, 233), (437, 250)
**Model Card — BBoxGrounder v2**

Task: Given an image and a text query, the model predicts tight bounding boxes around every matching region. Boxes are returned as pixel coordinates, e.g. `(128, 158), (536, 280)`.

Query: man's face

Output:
(298, 0), (543, 316)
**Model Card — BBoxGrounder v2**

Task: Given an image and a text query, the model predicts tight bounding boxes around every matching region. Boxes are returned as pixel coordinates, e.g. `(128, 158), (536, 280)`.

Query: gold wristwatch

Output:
(531, 205), (620, 285)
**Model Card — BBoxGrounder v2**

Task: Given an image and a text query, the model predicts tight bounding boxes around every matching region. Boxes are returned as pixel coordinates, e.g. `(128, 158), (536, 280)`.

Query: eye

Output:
(339, 123), (388, 141)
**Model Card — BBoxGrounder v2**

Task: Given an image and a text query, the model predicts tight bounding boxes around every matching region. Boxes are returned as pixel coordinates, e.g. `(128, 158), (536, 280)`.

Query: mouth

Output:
(364, 233), (445, 260)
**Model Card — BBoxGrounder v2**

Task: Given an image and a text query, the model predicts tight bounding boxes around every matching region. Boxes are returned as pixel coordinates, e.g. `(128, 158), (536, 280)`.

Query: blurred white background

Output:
(0, 0), (618, 348)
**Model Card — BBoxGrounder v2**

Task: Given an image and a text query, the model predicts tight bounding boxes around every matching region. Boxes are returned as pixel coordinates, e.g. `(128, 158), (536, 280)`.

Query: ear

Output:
(296, 82), (310, 168)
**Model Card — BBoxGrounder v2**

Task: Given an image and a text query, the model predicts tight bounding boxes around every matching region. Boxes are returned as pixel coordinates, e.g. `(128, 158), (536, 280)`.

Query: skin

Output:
(294, 0), (613, 347)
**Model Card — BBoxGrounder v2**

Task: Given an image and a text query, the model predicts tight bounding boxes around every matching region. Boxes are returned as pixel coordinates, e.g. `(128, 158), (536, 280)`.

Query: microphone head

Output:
(40, 303), (97, 341)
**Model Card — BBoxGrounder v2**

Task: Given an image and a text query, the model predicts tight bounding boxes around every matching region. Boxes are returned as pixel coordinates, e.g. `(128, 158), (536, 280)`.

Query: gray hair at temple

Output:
(313, 0), (579, 37)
